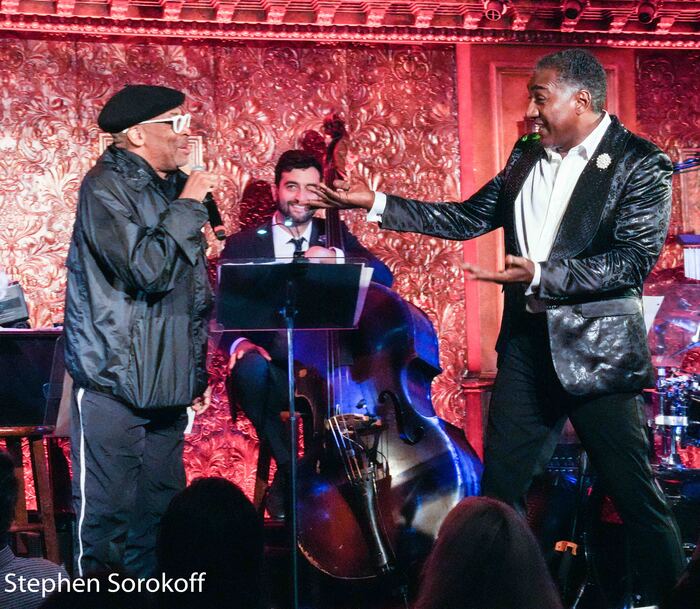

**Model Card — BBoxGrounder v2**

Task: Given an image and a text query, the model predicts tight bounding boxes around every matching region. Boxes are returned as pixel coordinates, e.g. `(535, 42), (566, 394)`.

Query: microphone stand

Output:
(282, 255), (308, 609)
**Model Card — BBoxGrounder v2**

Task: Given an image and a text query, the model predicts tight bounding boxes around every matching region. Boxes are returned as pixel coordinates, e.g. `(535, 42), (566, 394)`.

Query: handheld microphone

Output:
(192, 165), (226, 241)
(203, 194), (226, 241)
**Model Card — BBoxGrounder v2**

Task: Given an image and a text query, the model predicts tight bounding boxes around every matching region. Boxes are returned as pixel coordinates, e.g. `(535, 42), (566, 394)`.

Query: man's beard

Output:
(280, 202), (314, 225)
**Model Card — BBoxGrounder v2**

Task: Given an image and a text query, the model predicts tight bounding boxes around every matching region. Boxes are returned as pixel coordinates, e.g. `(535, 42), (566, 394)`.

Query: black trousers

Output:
(481, 314), (685, 605)
(227, 353), (292, 466)
(70, 387), (187, 577)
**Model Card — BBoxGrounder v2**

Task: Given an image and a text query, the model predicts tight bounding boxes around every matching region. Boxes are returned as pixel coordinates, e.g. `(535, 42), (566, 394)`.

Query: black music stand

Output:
(216, 259), (367, 609)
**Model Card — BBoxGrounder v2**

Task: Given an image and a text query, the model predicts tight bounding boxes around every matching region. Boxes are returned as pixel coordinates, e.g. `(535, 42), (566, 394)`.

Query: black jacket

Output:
(64, 145), (213, 409)
(220, 216), (393, 288)
(219, 216), (393, 359)
(380, 116), (671, 396)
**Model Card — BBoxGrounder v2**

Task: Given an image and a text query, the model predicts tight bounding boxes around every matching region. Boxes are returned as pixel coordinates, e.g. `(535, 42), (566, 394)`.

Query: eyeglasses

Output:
(122, 113), (192, 134)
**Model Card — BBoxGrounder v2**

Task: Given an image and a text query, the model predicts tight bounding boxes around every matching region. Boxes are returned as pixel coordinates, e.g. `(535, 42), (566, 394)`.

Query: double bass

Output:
(292, 115), (482, 583)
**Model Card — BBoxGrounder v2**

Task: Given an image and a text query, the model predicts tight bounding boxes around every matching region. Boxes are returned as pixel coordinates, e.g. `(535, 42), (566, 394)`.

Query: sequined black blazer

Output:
(381, 116), (672, 396)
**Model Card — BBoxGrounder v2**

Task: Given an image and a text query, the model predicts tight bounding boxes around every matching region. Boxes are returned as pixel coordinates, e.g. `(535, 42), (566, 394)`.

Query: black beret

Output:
(98, 85), (185, 133)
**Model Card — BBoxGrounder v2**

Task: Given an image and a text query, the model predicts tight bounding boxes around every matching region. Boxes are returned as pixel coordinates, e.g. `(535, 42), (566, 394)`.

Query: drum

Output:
(650, 370), (700, 466)
(688, 375), (700, 443)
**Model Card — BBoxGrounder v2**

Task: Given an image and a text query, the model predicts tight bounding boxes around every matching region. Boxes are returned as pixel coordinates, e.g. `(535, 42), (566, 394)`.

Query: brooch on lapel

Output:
(595, 153), (612, 169)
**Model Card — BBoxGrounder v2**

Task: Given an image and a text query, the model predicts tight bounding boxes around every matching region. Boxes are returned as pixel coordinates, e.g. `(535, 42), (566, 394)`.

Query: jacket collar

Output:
(310, 217), (324, 246)
(253, 218), (276, 258)
(254, 215), (325, 256)
(548, 115), (630, 259)
(502, 143), (546, 256)
(501, 115), (629, 259)
(101, 145), (184, 194)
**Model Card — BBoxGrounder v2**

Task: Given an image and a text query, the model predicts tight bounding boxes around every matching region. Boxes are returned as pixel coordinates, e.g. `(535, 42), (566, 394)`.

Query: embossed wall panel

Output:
(0, 38), (462, 497)
(636, 50), (700, 468)
(0, 40), (82, 328)
(636, 50), (700, 269)
(342, 46), (465, 423)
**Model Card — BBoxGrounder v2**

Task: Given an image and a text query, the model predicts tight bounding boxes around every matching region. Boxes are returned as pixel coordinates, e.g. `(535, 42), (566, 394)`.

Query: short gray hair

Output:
(536, 49), (607, 113)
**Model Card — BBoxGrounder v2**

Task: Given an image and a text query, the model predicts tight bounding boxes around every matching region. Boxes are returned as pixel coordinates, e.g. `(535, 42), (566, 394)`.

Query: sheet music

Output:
(354, 266), (373, 326)
(643, 295), (664, 334)
(184, 407), (196, 435)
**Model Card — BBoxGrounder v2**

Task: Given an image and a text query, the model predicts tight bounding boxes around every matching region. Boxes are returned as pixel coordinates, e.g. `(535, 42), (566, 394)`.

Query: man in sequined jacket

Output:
(311, 49), (684, 607)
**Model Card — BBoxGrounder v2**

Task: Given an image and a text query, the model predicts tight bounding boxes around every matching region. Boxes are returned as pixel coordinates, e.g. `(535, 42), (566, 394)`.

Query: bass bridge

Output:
(325, 413), (394, 574)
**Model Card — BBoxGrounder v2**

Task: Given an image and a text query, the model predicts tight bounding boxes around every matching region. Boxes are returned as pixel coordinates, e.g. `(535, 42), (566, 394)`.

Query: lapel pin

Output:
(596, 153), (612, 169)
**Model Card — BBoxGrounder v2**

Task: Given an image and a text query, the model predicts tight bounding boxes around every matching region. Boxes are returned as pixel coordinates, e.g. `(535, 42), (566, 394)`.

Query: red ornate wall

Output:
(3, 39), (698, 501)
(0, 37), (465, 497)
(636, 49), (700, 467)
(636, 50), (700, 261)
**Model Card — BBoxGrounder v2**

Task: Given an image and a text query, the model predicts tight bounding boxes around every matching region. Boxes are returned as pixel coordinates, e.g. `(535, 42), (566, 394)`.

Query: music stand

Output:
(216, 259), (367, 609)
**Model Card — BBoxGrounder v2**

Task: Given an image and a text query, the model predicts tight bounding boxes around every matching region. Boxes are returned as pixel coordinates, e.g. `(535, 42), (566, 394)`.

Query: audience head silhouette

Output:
(2, 450), (70, 609)
(157, 476), (264, 609)
(414, 496), (563, 609)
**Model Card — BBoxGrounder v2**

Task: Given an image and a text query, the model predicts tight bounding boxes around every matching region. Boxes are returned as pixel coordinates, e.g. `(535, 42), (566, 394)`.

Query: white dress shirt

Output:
(369, 113), (611, 311)
(271, 211), (313, 257)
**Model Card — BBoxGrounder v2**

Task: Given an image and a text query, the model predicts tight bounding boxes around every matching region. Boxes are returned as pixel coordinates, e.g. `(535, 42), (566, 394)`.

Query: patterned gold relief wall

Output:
(636, 50), (700, 271)
(0, 38), (463, 496)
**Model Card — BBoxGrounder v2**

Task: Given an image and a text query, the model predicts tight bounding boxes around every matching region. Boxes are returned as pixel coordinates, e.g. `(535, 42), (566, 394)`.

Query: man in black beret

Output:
(64, 84), (219, 577)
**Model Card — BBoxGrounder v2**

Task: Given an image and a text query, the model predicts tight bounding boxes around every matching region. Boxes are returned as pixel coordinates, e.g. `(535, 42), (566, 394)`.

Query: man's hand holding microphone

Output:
(181, 164), (227, 240)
